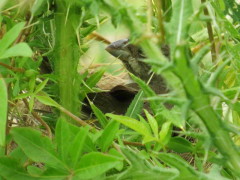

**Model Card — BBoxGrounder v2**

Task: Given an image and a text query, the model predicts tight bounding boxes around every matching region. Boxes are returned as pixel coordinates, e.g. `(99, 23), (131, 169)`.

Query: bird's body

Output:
(105, 39), (168, 94)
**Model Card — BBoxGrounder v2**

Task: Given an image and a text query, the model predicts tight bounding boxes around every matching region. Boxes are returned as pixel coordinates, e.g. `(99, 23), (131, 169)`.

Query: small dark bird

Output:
(105, 39), (169, 94)
(82, 39), (170, 117)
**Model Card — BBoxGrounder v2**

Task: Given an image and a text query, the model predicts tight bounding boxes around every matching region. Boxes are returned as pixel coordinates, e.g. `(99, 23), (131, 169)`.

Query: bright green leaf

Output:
(34, 78), (49, 94)
(0, 157), (36, 180)
(106, 114), (155, 143)
(90, 102), (108, 127)
(168, 137), (194, 153)
(159, 121), (172, 146)
(0, 43), (33, 59)
(35, 93), (61, 108)
(75, 152), (122, 179)
(0, 22), (25, 55)
(68, 127), (88, 168)
(144, 110), (158, 139)
(11, 127), (68, 171)
(0, 77), (7, 155)
(99, 120), (119, 152)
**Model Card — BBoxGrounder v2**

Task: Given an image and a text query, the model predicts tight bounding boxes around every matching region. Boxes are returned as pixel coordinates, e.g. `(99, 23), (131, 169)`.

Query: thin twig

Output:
(22, 98), (52, 139)
(59, 107), (98, 132)
(201, 0), (216, 62)
(0, 62), (25, 72)
(123, 141), (144, 147)
(87, 32), (111, 44)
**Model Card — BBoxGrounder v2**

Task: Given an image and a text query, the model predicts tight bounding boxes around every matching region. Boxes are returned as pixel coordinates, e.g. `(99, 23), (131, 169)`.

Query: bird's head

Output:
(105, 39), (145, 62)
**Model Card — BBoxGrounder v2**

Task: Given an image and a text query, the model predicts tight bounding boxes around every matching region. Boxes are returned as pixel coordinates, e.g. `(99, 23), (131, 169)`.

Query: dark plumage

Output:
(105, 39), (168, 94)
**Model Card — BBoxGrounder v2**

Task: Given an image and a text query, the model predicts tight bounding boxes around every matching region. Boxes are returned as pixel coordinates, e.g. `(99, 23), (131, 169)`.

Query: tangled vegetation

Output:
(0, 0), (240, 179)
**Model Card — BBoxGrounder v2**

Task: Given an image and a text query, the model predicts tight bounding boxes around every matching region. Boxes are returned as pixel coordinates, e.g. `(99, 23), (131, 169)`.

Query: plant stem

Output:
(174, 45), (240, 174)
(153, 0), (165, 43)
(201, 0), (216, 63)
(54, 2), (81, 122)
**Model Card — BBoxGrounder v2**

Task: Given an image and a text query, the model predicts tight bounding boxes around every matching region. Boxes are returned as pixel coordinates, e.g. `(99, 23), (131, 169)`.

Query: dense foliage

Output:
(0, 0), (240, 179)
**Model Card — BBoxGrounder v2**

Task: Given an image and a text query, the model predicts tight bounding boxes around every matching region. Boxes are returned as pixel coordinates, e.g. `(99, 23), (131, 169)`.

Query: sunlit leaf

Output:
(11, 128), (68, 171)
(0, 43), (33, 59)
(0, 77), (7, 155)
(0, 22), (25, 55)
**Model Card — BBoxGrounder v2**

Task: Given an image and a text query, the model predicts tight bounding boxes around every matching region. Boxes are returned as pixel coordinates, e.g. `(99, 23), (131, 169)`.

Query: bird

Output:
(105, 39), (169, 94)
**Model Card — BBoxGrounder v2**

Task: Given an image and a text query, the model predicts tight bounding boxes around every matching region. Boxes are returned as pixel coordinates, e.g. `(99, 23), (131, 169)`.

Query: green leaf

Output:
(130, 73), (164, 115)
(166, 0), (193, 52)
(0, 43), (33, 59)
(161, 107), (185, 129)
(55, 118), (71, 163)
(99, 120), (120, 152)
(14, 92), (32, 100)
(144, 110), (158, 139)
(0, 76), (7, 155)
(27, 166), (43, 176)
(74, 152), (122, 179)
(9, 147), (28, 165)
(34, 78), (49, 94)
(168, 137), (194, 153)
(106, 114), (155, 143)
(119, 148), (178, 180)
(0, 157), (36, 180)
(68, 127), (88, 168)
(35, 93), (61, 108)
(90, 102), (108, 127)
(157, 153), (206, 179)
(31, 0), (48, 17)
(125, 91), (144, 119)
(159, 121), (172, 146)
(0, 22), (25, 55)
(190, 45), (210, 70)
(11, 127), (68, 171)
(84, 68), (105, 92)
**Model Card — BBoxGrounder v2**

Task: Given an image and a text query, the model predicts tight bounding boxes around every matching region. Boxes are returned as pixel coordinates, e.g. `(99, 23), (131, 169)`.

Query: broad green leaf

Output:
(35, 93), (61, 108)
(130, 73), (164, 115)
(0, 43), (33, 59)
(119, 148), (178, 180)
(74, 152), (122, 179)
(0, 76), (7, 155)
(34, 78), (49, 94)
(166, 0), (193, 51)
(144, 110), (158, 139)
(161, 107), (185, 129)
(11, 127), (68, 171)
(9, 147), (28, 165)
(84, 68), (105, 92)
(157, 153), (206, 179)
(0, 22), (25, 55)
(31, 0), (48, 17)
(168, 137), (194, 153)
(99, 120), (120, 152)
(108, 148), (124, 171)
(27, 166), (43, 176)
(68, 127), (88, 168)
(55, 118), (71, 163)
(90, 102), (108, 127)
(0, 157), (36, 180)
(125, 91), (144, 119)
(106, 114), (155, 143)
(159, 121), (172, 146)
(14, 92), (32, 100)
